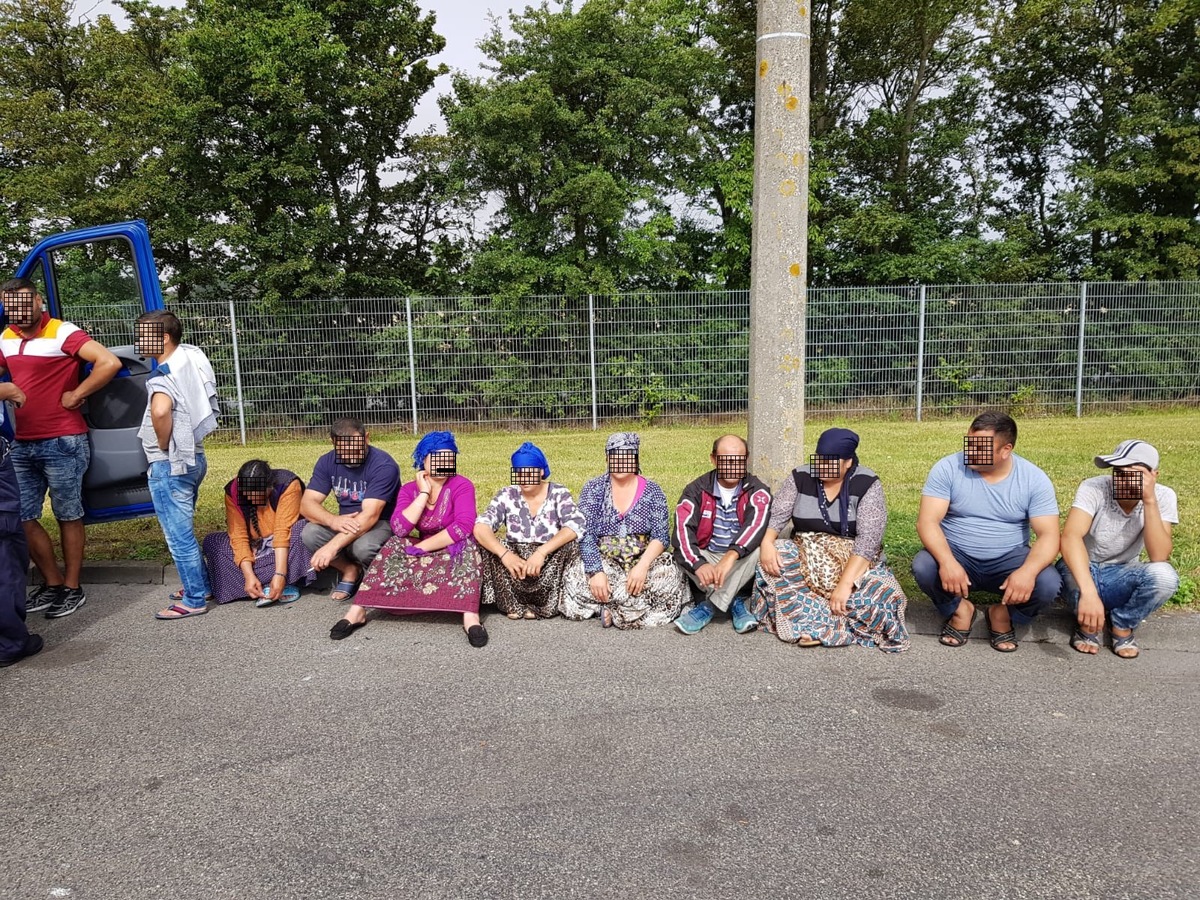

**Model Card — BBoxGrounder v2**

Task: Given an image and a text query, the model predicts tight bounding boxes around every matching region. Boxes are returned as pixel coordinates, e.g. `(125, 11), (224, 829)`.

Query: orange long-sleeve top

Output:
(224, 479), (303, 569)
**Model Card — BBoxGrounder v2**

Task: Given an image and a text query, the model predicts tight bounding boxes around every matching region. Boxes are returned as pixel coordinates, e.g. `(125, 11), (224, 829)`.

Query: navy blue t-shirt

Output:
(309, 445), (401, 520)
(0, 402), (19, 514)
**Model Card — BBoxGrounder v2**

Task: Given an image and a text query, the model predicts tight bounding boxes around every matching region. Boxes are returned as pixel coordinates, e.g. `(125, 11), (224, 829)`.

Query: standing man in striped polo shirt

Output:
(0, 278), (121, 619)
(673, 434), (773, 634)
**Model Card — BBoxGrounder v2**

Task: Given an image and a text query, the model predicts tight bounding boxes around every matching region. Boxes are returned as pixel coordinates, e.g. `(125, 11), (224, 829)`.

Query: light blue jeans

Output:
(148, 455), (211, 608)
(1056, 559), (1179, 632)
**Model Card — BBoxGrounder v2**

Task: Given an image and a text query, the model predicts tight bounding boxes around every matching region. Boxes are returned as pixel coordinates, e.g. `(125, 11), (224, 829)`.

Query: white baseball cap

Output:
(1094, 439), (1159, 470)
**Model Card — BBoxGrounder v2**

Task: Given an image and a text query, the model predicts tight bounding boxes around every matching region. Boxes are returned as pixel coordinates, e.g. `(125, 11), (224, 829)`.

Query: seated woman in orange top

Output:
(201, 459), (315, 606)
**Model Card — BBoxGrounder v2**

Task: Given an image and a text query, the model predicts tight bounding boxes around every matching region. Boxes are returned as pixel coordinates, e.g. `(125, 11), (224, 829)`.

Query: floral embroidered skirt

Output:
(356, 535), (482, 614)
(749, 538), (910, 652)
(559, 552), (688, 629)
(202, 520), (315, 604)
(480, 539), (579, 618)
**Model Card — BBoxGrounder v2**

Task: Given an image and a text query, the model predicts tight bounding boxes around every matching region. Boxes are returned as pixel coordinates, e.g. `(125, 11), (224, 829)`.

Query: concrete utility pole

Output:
(747, 0), (810, 490)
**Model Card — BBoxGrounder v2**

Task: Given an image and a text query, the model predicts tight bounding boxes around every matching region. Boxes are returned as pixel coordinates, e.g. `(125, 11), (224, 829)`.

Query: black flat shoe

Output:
(330, 618), (366, 641)
(0, 633), (43, 667)
(465, 624), (488, 648)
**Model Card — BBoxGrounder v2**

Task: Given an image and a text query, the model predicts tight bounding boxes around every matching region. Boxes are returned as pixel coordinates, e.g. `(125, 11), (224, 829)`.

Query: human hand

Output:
(243, 573), (264, 600)
(694, 563), (716, 587)
(310, 545), (337, 572)
(759, 542), (781, 578)
(0, 384), (26, 407)
(1000, 565), (1036, 605)
(1077, 590), (1105, 634)
(331, 513), (361, 535)
(939, 559), (971, 600)
(523, 548), (545, 578)
(588, 571), (610, 603)
(626, 562), (649, 596)
(1141, 468), (1159, 504)
(828, 582), (851, 616)
(502, 550), (526, 579)
(712, 557), (735, 589)
(60, 389), (83, 410)
(404, 545), (428, 557)
(415, 470), (433, 494)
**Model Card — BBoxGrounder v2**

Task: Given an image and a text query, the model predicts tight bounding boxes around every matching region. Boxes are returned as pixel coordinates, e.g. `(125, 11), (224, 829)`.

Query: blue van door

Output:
(13, 220), (165, 523)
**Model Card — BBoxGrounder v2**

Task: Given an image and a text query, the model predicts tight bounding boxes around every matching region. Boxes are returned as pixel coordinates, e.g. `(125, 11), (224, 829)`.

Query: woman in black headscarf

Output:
(750, 428), (909, 651)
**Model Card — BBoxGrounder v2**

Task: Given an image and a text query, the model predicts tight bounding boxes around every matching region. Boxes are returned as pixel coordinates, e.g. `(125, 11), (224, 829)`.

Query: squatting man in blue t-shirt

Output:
(300, 417), (401, 602)
(912, 410), (1062, 652)
(1057, 439), (1179, 659)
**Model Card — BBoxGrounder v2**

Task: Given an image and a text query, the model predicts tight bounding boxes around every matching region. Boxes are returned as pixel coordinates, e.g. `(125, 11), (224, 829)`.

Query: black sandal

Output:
(986, 607), (1018, 652)
(465, 624), (488, 648)
(939, 609), (979, 648)
(330, 618), (366, 641)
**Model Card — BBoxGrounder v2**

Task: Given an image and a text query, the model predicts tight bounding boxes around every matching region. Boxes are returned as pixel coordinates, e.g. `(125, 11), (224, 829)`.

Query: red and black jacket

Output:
(673, 471), (772, 575)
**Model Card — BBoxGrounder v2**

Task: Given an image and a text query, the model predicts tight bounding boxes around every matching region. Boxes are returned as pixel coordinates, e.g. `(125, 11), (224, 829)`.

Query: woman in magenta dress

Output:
(330, 431), (486, 647)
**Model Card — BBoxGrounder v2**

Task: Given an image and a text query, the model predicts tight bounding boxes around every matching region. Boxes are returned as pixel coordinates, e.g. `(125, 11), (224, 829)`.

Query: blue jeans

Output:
(11, 433), (90, 522)
(1056, 559), (1179, 632)
(912, 544), (1061, 625)
(148, 455), (210, 608)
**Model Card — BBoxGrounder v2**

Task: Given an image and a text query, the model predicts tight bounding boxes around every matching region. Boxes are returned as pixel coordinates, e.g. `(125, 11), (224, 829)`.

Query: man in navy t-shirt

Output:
(300, 417), (400, 602)
(913, 410), (1061, 652)
(0, 399), (44, 666)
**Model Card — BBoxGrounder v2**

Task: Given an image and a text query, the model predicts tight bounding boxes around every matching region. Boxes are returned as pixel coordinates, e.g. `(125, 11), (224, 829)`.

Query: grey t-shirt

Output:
(1071, 475), (1179, 564)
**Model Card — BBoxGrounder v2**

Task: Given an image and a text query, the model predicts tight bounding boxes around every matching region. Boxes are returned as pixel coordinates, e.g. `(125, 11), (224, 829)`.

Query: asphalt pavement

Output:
(4, 566), (1199, 900)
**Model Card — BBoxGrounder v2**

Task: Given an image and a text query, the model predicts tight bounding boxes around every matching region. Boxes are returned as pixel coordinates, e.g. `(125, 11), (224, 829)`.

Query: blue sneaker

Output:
(730, 597), (758, 634)
(675, 599), (716, 634)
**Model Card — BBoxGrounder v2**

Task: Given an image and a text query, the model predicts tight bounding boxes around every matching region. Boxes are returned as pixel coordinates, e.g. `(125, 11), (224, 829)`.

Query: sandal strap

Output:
(990, 629), (1017, 645)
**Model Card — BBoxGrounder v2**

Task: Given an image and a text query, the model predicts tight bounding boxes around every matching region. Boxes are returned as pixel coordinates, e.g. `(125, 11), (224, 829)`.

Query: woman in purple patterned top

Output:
(560, 432), (688, 628)
(331, 431), (486, 647)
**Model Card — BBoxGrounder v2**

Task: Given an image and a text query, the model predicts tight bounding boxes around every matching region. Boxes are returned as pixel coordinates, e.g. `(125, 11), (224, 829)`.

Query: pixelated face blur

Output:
(963, 433), (997, 468)
(511, 466), (543, 486)
(1112, 466), (1145, 501)
(237, 473), (272, 507)
(428, 450), (457, 477)
(715, 454), (747, 481)
(2, 289), (38, 327)
(136, 320), (166, 356)
(809, 454), (843, 481)
(333, 433), (368, 466)
(607, 449), (639, 475)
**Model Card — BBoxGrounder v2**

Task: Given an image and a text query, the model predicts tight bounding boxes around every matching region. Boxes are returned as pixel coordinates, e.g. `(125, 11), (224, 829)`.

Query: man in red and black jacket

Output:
(673, 434), (772, 634)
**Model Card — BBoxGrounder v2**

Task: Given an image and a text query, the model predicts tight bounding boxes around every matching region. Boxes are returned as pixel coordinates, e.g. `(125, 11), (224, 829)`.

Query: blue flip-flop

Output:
(255, 585), (301, 608)
(330, 579), (360, 602)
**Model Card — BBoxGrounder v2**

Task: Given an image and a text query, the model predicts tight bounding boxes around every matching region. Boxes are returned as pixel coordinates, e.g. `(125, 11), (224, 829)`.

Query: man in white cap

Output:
(1058, 439), (1179, 659)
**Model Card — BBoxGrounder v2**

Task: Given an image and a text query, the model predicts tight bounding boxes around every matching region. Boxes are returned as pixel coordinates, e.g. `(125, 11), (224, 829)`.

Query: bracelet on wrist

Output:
(273, 571), (287, 579)
(501, 549), (511, 559)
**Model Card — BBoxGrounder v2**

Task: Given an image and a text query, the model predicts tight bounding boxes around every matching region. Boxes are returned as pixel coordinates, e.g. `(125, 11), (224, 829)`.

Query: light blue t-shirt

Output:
(922, 452), (1059, 560)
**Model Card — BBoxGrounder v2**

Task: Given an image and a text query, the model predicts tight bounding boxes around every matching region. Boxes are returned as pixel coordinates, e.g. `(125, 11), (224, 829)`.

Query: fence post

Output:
(227, 298), (248, 446)
(1075, 282), (1088, 417)
(588, 293), (598, 430)
(915, 285), (927, 422)
(405, 296), (418, 435)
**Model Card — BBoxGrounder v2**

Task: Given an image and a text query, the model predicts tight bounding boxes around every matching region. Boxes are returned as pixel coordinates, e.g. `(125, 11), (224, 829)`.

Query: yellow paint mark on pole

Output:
(779, 354), (803, 373)
(788, 263), (801, 277)
(785, 95), (799, 111)
(759, 60), (769, 78)
(780, 179), (797, 196)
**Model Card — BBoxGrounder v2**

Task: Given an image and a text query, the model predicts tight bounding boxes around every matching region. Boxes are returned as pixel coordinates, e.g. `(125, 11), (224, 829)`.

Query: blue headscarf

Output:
(511, 441), (550, 479)
(412, 430), (458, 469)
(814, 427), (860, 537)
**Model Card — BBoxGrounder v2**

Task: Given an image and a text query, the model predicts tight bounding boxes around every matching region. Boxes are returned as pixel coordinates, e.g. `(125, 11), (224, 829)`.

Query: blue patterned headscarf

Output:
(511, 442), (550, 478)
(605, 431), (640, 452)
(412, 430), (458, 469)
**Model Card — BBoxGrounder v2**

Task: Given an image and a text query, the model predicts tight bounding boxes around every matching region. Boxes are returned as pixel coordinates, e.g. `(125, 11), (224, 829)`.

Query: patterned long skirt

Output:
(480, 539), (579, 618)
(749, 538), (910, 652)
(202, 520), (316, 604)
(356, 535), (482, 614)
(559, 554), (688, 629)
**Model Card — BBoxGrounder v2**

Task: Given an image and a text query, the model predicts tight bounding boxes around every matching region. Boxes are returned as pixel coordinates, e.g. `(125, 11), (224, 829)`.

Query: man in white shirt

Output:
(1058, 439), (1179, 659)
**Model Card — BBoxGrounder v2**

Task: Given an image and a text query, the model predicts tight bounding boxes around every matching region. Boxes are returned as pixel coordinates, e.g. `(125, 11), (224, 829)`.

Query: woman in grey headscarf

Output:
(559, 432), (688, 628)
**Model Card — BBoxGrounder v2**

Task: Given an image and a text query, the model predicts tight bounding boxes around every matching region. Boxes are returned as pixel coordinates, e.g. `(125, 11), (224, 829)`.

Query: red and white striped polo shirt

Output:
(0, 312), (93, 439)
